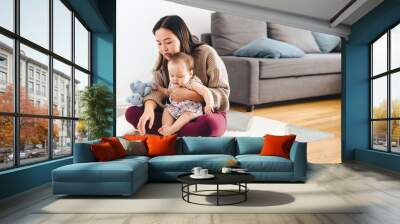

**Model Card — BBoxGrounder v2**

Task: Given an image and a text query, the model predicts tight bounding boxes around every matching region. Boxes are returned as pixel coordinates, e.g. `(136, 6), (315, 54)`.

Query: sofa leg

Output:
(246, 105), (255, 112)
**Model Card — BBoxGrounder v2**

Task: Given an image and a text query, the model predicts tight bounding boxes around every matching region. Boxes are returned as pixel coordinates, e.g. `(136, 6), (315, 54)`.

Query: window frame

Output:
(0, 0), (92, 171)
(370, 21), (400, 154)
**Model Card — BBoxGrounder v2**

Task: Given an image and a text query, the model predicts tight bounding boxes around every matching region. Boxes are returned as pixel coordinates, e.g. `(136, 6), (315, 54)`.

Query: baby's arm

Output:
(189, 82), (214, 114)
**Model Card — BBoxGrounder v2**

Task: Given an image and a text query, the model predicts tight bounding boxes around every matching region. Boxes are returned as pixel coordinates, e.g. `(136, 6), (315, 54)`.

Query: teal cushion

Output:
(149, 154), (235, 172)
(52, 159), (147, 182)
(312, 32), (341, 53)
(233, 37), (305, 58)
(236, 137), (264, 155)
(180, 137), (235, 155)
(236, 155), (293, 172)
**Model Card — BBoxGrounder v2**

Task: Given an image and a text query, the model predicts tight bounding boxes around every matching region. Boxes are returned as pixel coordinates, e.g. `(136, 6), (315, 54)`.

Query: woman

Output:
(125, 15), (230, 136)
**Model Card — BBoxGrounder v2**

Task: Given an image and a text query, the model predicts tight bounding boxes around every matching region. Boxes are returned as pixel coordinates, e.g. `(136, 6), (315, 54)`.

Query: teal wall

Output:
(0, 158), (72, 199)
(343, 0), (400, 171)
(91, 32), (115, 135)
(0, 0), (116, 200)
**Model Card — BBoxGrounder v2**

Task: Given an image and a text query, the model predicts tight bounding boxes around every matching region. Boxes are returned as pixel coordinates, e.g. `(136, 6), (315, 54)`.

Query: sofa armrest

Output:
(289, 141), (307, 181)
(221, 56), (260, 105)
(73, 140), (100, 163)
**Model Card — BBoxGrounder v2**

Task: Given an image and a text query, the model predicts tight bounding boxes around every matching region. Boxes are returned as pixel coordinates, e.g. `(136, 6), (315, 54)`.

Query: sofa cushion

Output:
(259, 53), (341, 79)
(180, 137), (235, 155)
(118, 138), (147, 156)
(211, 12), (267, 56)
(236, 155), (293, 172)
(233, 37), (305, 58)
(236, 137), (263, 155)
(312, 32), (341, 53)
(52, 158), (147, 183)
(260, 134), (296, 159)
(101, 137), (127, 158)
(91, 142), (118, 162)
(149, 154), (235, 172)
(146, 135), (177, 157)
(268, 23), (320, 53)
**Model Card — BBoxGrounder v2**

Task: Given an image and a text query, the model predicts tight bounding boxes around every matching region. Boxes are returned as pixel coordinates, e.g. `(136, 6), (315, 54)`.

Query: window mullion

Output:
(48, 0), (54, 160)
(388, 30), (391, 153)
(71, 10), (76, 154)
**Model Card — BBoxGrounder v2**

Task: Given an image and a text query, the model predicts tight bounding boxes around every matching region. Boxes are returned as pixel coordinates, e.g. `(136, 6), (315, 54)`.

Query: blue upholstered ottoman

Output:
(52, 156), (149, 196)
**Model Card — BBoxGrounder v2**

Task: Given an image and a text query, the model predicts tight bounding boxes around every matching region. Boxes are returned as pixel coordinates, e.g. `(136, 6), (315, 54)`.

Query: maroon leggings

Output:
(125, 106), (227, 137)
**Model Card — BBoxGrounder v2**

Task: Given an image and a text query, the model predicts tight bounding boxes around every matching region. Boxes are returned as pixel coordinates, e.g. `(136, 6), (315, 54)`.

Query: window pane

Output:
(391, 72), (400, 118)
(372, 33), (387, 76)
(53, 0), (72, 60)
(391, 120), (400, 153)
(20, 0), (49, 49)
(20, 117), (49, 165)
(74, 69), (89, 118)
(391, 24), (400, 70)
(0, 116), (13, 170)
(75, 18), (89, 69)
(0, 34), (14, 112)
(372, 76), (387, 119)
(372, 121), (388, 151)
(53, 59), (72, 117)
(20, 44), (49, 115)
(0, 0), (14, 31)
(75, 120), (88, 143)
(53, 119), (72, 158)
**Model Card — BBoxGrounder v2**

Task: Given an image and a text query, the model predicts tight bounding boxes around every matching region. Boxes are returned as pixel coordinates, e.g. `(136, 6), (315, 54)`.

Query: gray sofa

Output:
(202, 12), (341, 111)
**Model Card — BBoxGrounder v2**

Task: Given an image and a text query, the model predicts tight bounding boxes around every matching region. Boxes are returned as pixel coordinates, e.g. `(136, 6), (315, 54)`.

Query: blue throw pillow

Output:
(233, 37), (305, 58)
(312, 32), (341, 53)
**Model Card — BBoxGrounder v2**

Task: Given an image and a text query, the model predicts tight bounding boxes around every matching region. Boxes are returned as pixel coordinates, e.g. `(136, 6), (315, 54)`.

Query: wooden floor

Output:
(231, 98), (341, 164)
(1, 163), (400, 224)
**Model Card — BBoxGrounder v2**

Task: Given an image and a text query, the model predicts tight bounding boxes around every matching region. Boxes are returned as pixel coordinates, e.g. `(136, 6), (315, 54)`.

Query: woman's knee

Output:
(178, 112), (227, 137)
(125, 106), (144, 126)
(199, 112), (227, 136)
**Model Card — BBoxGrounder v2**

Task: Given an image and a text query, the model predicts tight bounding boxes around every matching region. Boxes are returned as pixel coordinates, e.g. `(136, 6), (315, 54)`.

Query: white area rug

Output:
(116, 110), (334, 142)
(224, 111), (333, 142)
(38, 183), (360, 214)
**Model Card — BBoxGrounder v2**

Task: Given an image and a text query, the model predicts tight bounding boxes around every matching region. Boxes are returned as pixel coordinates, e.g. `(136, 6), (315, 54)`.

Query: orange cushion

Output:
(91, 142), (118, 162)
(101, 137), (127, 158)
(123, 134), (149, 141)
(146, 135), (177, 157)
(259, 134), (296, 159)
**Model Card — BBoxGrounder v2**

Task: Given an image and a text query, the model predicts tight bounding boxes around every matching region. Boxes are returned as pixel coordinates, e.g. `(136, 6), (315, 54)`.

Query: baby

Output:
(156, 52), (214, 136)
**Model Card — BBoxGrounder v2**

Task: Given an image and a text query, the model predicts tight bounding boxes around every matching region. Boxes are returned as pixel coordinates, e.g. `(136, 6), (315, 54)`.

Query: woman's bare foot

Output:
(158, 125), (176, 136)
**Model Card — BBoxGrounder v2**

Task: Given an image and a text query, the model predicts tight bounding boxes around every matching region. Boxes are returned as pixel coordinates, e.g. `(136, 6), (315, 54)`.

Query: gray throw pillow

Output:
(233, 37), (305, 58)
(118, 138), (147, 156)
(268, 23), (321, 53)
(211, 12), (267, 56)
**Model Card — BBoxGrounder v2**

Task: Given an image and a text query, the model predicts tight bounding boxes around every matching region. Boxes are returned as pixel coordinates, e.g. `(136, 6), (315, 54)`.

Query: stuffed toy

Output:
(126, 80), (153, 107)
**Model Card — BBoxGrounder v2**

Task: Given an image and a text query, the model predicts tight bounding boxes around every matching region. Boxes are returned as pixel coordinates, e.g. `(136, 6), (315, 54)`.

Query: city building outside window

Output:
(0, 0), (91, 170)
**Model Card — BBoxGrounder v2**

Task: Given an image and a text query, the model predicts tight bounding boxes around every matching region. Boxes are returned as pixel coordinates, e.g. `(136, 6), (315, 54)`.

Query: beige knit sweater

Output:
(143, 45), (230, 112)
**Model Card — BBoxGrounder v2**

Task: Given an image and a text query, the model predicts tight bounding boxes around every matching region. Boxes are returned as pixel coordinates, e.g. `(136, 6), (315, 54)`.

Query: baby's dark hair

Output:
(168, 52), (194, 71)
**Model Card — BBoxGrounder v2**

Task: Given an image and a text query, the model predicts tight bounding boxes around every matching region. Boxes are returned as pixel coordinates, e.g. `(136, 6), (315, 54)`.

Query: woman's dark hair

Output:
(153, 15), (204, 71)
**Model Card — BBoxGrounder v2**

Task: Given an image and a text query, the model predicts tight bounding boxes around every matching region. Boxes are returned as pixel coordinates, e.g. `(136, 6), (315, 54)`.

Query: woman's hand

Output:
(137, 101), (156, 135)
(155, 84), (170, 96)
(170, 87), (204, 102)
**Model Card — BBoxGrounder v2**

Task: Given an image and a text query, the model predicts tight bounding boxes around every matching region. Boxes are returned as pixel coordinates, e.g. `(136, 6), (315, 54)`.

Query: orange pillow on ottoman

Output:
(101, 137), (127, 158)
(260, 134), (296, 159)
(146, 135), (177, 157)
(91, 142), (117, 161)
